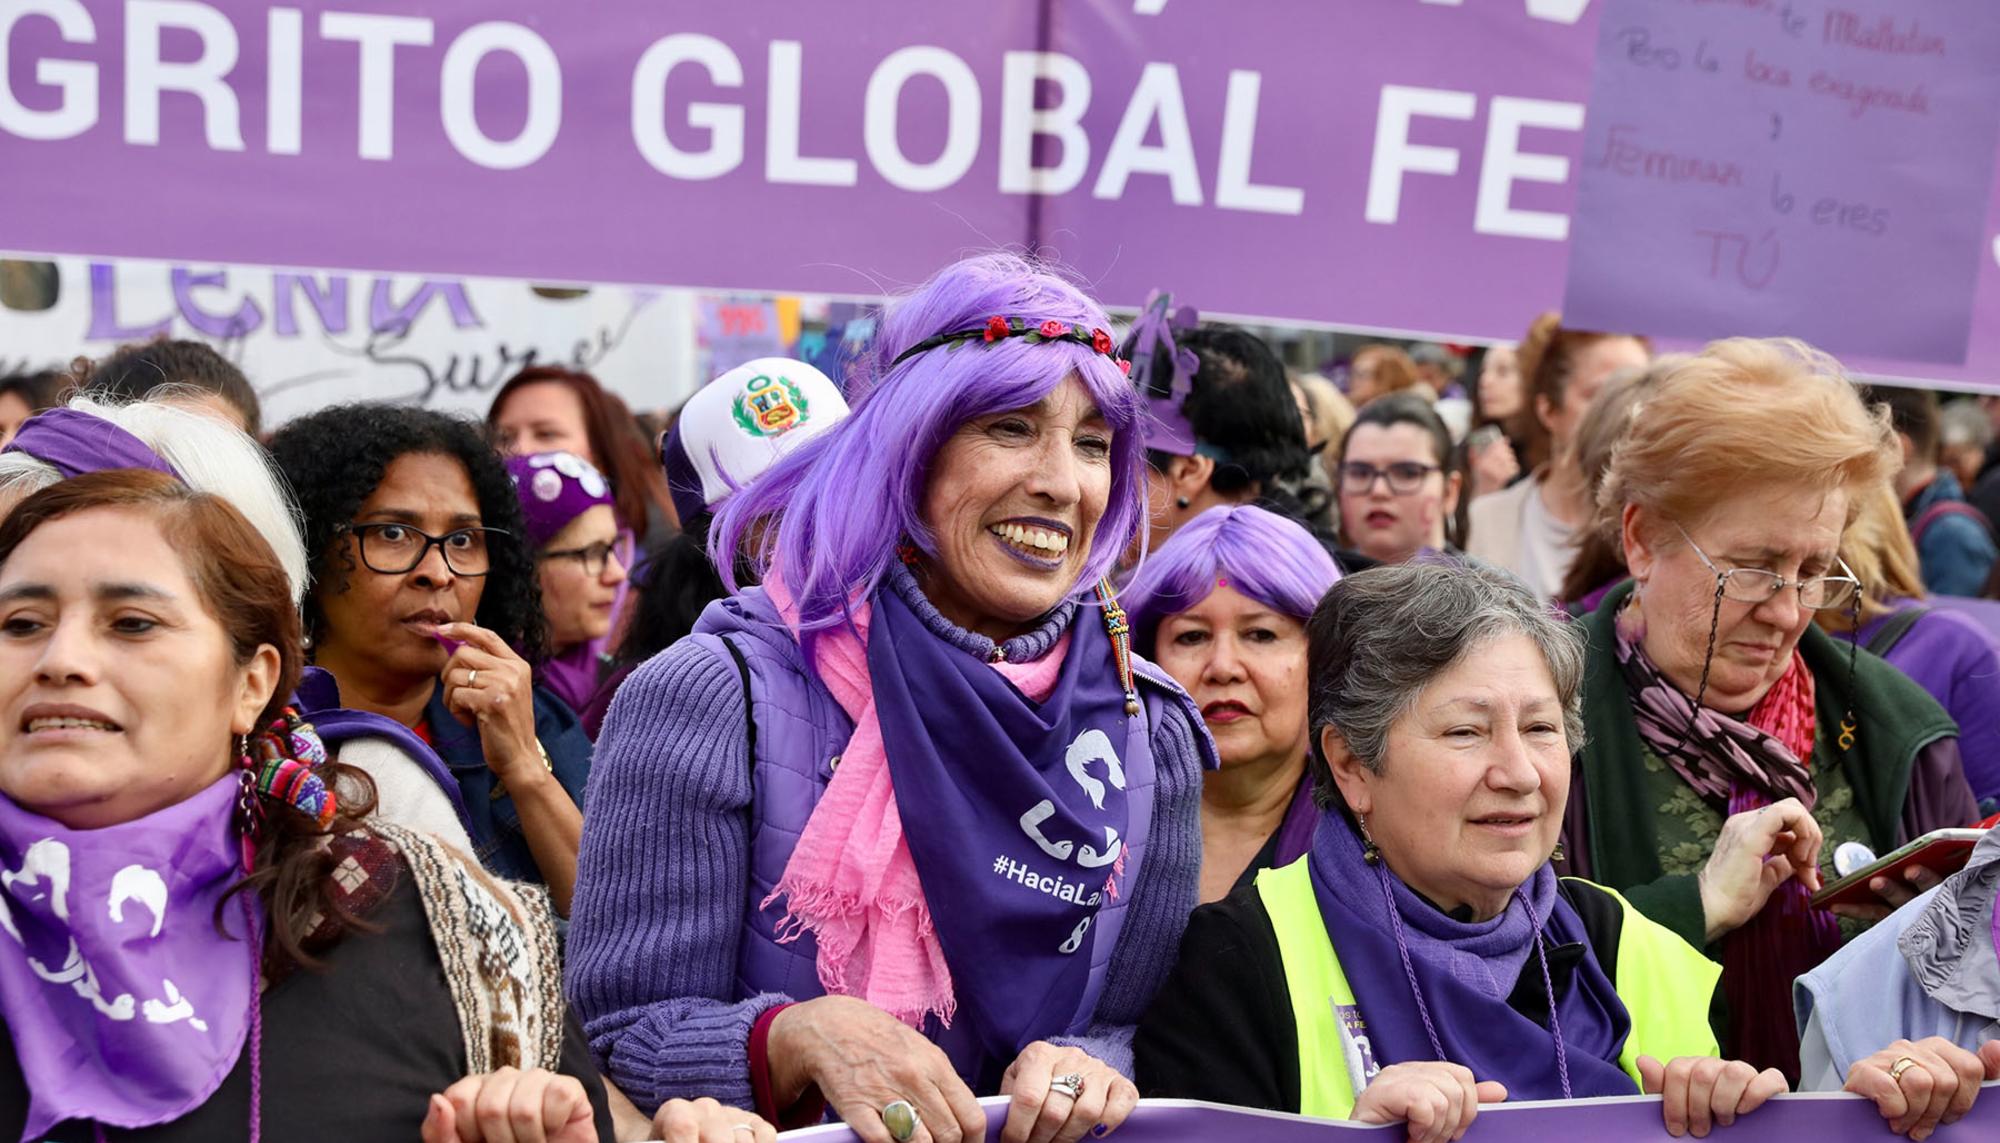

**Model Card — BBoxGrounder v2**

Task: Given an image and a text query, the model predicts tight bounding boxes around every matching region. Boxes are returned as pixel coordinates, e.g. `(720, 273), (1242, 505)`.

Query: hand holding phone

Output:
(1810, 828), (1990, 912)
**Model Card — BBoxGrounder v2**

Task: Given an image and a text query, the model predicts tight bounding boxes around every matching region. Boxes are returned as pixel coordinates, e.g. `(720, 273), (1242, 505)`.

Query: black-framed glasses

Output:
(540, 533), (632, 578)
(1677, 526), (1859, 611)
(344, 523), (506, 577)
(1340, 460), (1441, 495)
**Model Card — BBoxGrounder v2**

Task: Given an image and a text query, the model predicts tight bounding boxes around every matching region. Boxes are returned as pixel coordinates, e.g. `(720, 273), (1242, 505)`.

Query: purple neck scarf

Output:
(867, 584), (1153, 1064)
(0, 775), (260, 1140)
(1270, 776), (1318, 869)
(537, 641), (603, 719)
(1306, 813), (1635, 1100)
(1, 407), (181, 480)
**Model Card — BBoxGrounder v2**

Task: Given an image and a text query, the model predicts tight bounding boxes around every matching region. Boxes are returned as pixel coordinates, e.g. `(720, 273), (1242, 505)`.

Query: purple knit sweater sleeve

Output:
(1046, 680), (1206, 1079)
(564, 639), (784, 1114)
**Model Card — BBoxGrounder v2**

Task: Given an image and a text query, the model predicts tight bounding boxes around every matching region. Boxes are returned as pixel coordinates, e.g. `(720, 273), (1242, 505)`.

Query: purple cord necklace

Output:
(1372, 861), (1573, 1100)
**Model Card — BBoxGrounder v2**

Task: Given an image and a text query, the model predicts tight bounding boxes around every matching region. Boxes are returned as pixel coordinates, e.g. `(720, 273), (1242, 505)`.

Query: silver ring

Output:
(466, 668), (479, 687)
(881, 1099), (920, 1143)
(1050, 1073), (1085, 1101)
(731, 1127), (756, 1137)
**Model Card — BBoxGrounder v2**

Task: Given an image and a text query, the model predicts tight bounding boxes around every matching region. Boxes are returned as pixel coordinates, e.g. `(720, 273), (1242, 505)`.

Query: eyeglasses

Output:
(1676, 527), (1859, 611)
(1340, 461), (1441, 495)
(344, 523), (505, 578)
(541, 533), (632, 578)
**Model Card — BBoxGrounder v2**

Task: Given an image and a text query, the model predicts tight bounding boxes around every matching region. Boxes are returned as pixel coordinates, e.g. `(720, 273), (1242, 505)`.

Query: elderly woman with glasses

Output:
(271, 407), (592, 913)
(1564, 339), (1978, 1083)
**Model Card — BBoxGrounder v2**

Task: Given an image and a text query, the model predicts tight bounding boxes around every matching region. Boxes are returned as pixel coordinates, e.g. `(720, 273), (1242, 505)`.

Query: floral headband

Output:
(889, 316), (1132, 374)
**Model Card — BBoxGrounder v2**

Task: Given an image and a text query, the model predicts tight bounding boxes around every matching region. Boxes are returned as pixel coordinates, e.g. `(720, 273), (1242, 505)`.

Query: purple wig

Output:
(1120, 504), (1341, 657)
(712, 253), (1146, 633)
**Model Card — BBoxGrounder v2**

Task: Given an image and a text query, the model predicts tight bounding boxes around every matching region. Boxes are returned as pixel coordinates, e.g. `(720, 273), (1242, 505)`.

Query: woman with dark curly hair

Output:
(268, 405), (591, 912)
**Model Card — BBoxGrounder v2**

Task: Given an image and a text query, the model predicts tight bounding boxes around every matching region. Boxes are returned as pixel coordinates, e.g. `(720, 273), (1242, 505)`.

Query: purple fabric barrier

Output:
(778, 1091), (2000, 1142)
(4, 2), (1999, 384)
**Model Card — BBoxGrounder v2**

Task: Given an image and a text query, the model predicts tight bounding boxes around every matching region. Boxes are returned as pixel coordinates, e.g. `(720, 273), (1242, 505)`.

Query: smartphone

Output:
(1809, 828), (1990, 909)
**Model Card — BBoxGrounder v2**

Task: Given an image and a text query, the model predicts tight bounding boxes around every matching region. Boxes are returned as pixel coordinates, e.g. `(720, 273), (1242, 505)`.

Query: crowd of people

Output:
(2, 252), (1999, 1142)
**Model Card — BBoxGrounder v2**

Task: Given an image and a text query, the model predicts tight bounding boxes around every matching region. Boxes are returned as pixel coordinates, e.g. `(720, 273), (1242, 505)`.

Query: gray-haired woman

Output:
(1137, 562), (1789, 1143)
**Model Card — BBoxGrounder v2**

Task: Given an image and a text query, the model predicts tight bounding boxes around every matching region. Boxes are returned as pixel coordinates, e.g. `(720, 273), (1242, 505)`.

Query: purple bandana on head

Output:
(1, 407), (181, 481)
(0, 774), (261, 1140)
(505, 451), (613, 548)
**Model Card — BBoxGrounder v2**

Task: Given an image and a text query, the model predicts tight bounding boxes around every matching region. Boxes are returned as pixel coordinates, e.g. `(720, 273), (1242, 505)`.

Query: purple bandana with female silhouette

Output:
(867, 584), (1153, 1064)
(0, 775), (260, 1140)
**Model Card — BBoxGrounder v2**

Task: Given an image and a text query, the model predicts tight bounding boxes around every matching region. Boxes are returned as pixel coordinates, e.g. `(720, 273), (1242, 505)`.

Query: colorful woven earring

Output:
(243, 707), (338, 830)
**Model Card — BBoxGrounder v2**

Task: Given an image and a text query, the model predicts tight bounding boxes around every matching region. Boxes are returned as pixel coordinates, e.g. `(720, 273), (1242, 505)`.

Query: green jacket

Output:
(1574, 580), (1962, 949)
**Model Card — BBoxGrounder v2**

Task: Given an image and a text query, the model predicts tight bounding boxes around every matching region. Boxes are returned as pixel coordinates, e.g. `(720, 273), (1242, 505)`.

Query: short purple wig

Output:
(712, 253), (1146, 633)
(1120, 504), (1341, 657)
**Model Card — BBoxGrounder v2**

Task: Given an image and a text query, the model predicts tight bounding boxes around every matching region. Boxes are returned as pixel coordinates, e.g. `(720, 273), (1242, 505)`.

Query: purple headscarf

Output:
(1, 407), (181, 480)
(504, 451), (613, 548)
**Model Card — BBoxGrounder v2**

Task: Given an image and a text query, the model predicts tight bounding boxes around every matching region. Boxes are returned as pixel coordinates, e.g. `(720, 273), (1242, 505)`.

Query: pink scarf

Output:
(762, 575), (1070, 1028)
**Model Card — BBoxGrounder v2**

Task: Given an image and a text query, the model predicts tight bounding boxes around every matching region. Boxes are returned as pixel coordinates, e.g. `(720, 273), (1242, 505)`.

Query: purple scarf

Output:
(1307, 813), (1635, 1100)
(0, 775), (260, 1141)
(1, 407), (181, 480)
(1270, 777), (1318, 869)
(867, 585), (1153, 1063)
(537, 641), (604, 718)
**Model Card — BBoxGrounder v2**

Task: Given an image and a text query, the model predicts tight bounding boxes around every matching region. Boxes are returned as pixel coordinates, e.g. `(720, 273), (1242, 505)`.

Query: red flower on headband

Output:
(1039, 320), (1069, 339)
(984, 315), (1011, 342)
(1091, 328), (1113, 355)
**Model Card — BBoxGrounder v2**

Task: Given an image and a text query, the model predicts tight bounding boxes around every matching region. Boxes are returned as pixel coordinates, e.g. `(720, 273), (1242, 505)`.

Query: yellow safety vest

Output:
(1255, 858), (1722, 1120)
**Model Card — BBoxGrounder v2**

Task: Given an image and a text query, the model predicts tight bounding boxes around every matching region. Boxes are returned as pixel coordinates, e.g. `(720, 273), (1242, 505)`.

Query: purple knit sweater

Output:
(564, 571), (1208, 1114)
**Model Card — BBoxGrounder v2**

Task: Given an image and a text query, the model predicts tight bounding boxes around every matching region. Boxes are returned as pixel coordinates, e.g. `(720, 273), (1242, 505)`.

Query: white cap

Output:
(662, 357), (851, 520)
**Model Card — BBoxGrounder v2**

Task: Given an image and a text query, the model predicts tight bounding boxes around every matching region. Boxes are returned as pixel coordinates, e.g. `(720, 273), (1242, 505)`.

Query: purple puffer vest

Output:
(691, 588), (1182, 1087)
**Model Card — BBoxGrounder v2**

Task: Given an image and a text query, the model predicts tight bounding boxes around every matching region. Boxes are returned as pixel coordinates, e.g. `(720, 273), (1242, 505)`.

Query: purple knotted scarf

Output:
(1306, 813), (1635, 1100)
(0, 775), (260, 1141)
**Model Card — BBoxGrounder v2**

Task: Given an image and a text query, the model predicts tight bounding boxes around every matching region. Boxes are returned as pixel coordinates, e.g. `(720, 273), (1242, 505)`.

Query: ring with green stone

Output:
(881, 1099), (920, 1143)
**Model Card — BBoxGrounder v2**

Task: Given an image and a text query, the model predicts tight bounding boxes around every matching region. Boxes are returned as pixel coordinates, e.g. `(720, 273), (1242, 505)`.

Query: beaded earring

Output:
(1095, 580), (1141, 716)
(1358, 814), (1382, 865)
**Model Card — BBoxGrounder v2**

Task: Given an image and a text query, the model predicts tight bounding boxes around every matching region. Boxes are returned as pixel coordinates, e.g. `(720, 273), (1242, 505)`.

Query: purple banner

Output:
(780, 1091), (2000, 1142)
(1563, 0), (2000, 364)
(3, 2), (1999, 385)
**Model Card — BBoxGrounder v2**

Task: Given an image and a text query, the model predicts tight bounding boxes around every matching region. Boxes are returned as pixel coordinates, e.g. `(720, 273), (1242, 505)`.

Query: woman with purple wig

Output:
(1121, 505), (1338, 903)
(567, 254), (1214, 1143)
